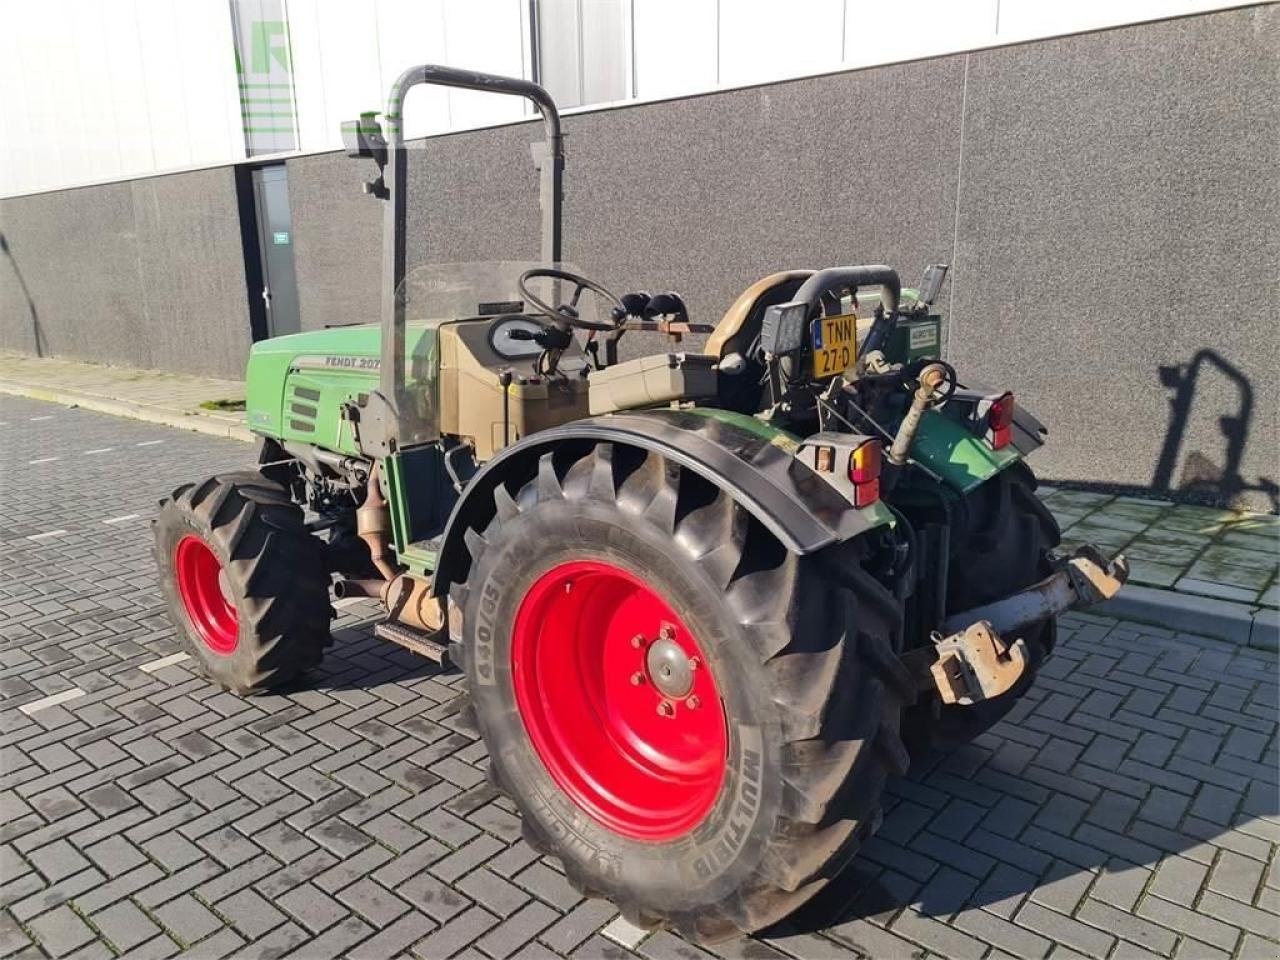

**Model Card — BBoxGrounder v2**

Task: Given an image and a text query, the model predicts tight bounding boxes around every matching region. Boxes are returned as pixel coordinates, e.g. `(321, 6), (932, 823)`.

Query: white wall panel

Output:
(441, 0), (528, 129)
(0, 0), (1257, 196)
(374, 0), (451, 139)
(718, 0), (845, 88)
(186, 0), (246, 166)
(288, 0), (382, 153)
(633, 0), (718, 99)
(843, 1), (998, 68)
(137, 0), (195, 171)
(71, 0), (126, 182)
(996, 0), (1244, 44)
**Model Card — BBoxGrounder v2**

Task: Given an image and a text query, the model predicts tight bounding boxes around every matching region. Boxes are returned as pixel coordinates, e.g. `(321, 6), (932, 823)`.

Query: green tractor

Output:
(154, 66), (1128, 942)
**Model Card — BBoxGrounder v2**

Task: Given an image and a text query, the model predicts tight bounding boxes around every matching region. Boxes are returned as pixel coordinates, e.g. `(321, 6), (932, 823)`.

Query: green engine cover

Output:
(244, 324), (438, 455)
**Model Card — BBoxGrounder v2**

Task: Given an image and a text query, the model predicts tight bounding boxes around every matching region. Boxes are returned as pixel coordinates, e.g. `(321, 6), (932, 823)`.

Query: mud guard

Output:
(430, 408), (894, 595)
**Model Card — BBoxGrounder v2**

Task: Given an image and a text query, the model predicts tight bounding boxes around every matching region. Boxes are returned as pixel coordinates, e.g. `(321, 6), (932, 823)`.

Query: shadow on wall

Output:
(1154, 350), (1278, 514)
(0, 231), (43, 358)
(1045, 349), (1278, 514)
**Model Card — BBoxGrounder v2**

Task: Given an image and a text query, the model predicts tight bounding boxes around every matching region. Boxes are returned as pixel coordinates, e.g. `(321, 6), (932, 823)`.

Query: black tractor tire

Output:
(153, 471), (333, 695)
(449, 444), (914, 943)
(906, 462), (1060, 754)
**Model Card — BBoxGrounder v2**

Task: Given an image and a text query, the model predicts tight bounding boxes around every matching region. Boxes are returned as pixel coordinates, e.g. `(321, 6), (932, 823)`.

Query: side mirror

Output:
(916, 264), (949, 306)
(340, 112), (387, 167)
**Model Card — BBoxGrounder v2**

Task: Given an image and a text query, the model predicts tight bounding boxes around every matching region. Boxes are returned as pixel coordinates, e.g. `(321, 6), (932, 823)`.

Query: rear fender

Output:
(430, 408), (894, 595)
(913, 392), (1048, 494)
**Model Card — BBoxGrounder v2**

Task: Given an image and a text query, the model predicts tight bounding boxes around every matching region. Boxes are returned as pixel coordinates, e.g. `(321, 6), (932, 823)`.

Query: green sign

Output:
(273, 231), (290, 245)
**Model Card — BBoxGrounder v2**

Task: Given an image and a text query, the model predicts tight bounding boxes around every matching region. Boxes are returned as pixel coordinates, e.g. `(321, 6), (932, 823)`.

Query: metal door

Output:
(251, 164), (300, 338)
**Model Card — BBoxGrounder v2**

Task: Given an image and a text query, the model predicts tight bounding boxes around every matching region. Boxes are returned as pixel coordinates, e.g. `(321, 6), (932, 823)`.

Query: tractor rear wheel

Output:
(907, 462), (1060, 754)
(450, 444), (913, 942)
(153, 471), (332, 694)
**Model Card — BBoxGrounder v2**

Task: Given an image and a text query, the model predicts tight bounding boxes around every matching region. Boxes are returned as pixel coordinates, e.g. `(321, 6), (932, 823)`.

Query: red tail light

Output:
(988, 393), (1014, 450)
(848, 440), (882, 507)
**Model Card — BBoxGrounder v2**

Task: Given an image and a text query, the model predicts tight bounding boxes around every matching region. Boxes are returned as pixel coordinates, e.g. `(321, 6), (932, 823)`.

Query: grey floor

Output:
(1, 395), (1276, 959)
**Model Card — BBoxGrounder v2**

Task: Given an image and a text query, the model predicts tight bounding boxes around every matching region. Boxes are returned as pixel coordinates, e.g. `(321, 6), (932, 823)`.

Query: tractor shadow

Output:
(296, 618), (463, 693)
(1047, 349), (1278, 513)
(772, 618), (1279, 941)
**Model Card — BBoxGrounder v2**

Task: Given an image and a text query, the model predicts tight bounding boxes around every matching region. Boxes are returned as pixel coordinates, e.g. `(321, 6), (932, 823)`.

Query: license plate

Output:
(811, 313), (858, 378)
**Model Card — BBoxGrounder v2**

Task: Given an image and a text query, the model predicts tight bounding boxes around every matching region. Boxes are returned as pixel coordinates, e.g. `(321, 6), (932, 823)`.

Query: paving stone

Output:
(89, 900), (162, 953)
(537, 900), (617, 953)
(4, 398), (1280, 960)
(1137, 895), (1240, 951)
(1014, 902), (1115, 958)
(476, 900), (559, 959)
(412, 904), (500, 958)
(1078, 899), (1177, 955)
(27, 905), (96, 957)
(215, 887), (288, 940)
(152, 894), (224, 946)
(952, 906), (1052, 959)
(276, 882), (343, 935)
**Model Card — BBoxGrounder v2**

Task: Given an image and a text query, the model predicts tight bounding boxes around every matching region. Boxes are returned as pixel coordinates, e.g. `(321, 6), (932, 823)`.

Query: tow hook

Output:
(907, 544), (1130, 706)
(931, 621), (1027, 705)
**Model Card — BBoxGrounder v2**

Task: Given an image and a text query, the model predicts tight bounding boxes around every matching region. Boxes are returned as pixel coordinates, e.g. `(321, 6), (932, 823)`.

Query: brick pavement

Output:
(2, 395), (1277, 958)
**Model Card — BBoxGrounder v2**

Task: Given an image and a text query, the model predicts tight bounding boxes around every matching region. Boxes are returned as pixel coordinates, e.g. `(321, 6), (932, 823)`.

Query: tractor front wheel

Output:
(153, 472), (332, 694)
(451, 444), (913, 942)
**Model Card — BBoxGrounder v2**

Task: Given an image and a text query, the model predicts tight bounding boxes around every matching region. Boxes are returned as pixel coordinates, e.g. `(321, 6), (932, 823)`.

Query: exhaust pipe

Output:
(357, 463), (399, 582)
(332, 575), (446, 634)
(334, 579), (391, 602)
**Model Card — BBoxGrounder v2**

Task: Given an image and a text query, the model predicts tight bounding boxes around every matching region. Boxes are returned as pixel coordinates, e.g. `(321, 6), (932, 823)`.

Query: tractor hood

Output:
(244, 323), (438, 451)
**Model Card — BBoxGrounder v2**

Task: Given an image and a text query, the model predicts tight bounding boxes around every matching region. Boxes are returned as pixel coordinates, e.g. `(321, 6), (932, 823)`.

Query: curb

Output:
(0, 380), (256, 444)
(1099, 584), (1277, 652)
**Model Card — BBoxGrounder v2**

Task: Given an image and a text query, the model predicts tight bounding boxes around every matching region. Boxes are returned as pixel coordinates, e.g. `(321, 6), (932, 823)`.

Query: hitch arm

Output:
(941, 545), (1129, 639)
(906, 545), (1130, 707)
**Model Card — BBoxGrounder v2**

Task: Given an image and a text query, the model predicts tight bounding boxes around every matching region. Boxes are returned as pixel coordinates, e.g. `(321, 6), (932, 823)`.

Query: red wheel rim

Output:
(174, 535), (238, 655)
(511, 560), (727, 841)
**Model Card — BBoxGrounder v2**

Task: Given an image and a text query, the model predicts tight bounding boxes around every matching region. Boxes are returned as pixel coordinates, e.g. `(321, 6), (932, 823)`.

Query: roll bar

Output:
(792, 265), (901, 317)
(364, 65), (564, 455)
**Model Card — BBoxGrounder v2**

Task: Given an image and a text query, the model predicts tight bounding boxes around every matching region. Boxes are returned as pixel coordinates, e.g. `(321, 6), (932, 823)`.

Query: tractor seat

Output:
(704, 270), (814, 412)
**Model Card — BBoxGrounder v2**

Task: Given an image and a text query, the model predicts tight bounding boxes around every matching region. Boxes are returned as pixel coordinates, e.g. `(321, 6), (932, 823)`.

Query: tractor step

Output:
(375, 619), (450, 665)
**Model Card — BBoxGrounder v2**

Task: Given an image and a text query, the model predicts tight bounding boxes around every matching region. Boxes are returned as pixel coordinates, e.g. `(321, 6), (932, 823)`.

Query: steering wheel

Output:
(518, 267), (623, 333)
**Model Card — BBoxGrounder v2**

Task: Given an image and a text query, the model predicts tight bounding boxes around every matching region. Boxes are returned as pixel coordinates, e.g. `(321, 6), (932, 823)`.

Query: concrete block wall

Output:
(0, 167), (252, 379)
(2, 6), (1276, 508)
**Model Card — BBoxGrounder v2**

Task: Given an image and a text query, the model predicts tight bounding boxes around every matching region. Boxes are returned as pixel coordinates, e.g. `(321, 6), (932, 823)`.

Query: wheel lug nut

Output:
(631, 634), (645, 649)
(660, 624), (675, 641)
(630, 672), (644, 686)
(686, 695), (700, 709)
(688, 657), (699, 670)
(656, 701), (675, 718)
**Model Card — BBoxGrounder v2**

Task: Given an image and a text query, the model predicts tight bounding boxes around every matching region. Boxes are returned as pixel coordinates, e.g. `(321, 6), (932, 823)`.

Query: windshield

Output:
(390, 261), (603, 447)
(399, 261), (601, 326)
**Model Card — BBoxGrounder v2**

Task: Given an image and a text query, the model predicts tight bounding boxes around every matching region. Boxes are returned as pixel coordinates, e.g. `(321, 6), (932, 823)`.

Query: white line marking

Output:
(333, 596), (369, 609)
(27, 457), (60, 464)
(103, 514), (140, 525)
(28, 415), (54, 421)
(139, 653), (191, 674)
(136, 440), (165, 447)
(26, 529), (68, 541)
(19, 687), (85, 715)
(83, 447), (114, 455)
